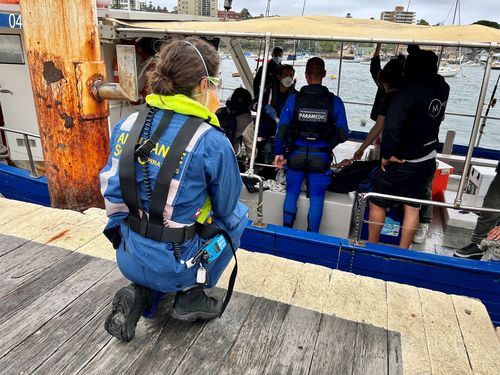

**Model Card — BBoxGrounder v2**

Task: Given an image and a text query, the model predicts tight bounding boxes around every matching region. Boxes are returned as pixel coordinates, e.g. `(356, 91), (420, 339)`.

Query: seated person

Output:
(353, 57), (405, 160)
(454, 163), (499, 259)
(274, 57), (349, 233)
(217, 88), (254, 157)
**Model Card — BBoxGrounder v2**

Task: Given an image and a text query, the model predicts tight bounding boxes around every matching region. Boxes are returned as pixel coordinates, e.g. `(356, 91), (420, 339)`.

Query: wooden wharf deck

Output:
(0, 197), (499, 374)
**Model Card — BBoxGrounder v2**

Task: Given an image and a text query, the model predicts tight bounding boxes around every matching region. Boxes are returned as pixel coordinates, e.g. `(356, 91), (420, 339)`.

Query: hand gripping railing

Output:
(0, 126), (41, 178)
(353, 192), (500, 245)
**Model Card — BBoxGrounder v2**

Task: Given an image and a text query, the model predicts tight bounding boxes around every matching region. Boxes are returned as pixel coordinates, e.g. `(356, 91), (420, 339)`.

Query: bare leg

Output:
(368, 202), (386, 244)
(400, 204), (420, 249)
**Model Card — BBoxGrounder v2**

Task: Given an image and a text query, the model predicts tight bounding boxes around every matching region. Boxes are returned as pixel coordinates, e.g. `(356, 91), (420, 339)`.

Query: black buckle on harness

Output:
(135, 138), (156, 159)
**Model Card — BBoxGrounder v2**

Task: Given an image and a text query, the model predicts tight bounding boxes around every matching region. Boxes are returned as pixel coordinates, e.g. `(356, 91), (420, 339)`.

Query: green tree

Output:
(417, 19), (429, 26)
(346, 13), (352, 18)
(147, 1), (154, 11)
(473, 20), (499, 29)
(241, 8), (252, 19)
(110, 0), (122, 9)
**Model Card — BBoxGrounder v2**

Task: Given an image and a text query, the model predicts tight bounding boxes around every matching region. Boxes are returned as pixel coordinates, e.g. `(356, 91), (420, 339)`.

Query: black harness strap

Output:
(119, 109), (150, 230)
(135, 110), (174, 160)
(196, 223), (238, 317)
(148, 116), (204, 227)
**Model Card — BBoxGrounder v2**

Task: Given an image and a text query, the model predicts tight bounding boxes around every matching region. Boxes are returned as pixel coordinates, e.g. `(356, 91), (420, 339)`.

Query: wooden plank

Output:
(259, 256), (303, 304)
(33, 306), (113, 375)
(386, 281), (432, 375)
(352, 323), (388, 375)
(124, 299), (207, 375)
(216, 297), (289, 375)
(324, 270), (362, 322)
(217, 250), (276, 297)
(263, 305), (322, 375)
(0, 257), (114, 358)
(0, 240), (56, 274)
(308, 314), (358, 375)
(452, 295), (500, 375)
(0, 234), (30, 256)
(0, 250), (90, 321)
(173, 292), (257, 375)
(79, 298), (173, 374)
(419, 288), (473, 375)
(0, 201), (44, 227)
(291, 262), (331, 312)
(0, 266), (122, 374)
(0, 243), (72, 297)
(388, 330), (404, 375)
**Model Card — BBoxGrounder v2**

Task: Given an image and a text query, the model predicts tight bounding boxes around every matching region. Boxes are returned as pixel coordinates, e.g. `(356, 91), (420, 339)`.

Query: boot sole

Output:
(170, 309), (220, 322)
(104, 287), (140, 342)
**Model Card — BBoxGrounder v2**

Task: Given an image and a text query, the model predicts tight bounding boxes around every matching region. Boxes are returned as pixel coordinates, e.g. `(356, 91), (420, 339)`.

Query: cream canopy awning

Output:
(111, 15), (500, 48)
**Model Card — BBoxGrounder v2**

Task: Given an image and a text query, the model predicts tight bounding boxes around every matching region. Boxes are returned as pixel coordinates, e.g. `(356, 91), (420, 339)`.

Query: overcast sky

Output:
(150, 0), (498, 25)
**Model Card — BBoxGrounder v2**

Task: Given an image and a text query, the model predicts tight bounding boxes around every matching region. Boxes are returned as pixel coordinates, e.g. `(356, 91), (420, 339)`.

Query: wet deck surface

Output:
(1, 197), (499, 375)
(0, 234), (402, 375)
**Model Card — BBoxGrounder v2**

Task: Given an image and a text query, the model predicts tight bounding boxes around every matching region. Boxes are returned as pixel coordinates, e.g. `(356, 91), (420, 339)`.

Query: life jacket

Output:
(290, 85), (336, 146)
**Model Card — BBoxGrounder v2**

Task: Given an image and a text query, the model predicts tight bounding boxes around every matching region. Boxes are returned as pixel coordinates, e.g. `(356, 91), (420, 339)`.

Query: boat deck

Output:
(0, 197), (499, 374)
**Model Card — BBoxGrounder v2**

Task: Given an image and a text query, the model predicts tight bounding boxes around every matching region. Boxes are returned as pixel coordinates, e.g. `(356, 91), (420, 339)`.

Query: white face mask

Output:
(272, 56), (282, 64)
(281, 76), (294, 88)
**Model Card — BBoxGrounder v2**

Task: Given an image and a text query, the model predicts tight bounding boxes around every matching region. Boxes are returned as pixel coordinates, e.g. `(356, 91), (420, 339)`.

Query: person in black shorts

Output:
(368, 50), (450, 249)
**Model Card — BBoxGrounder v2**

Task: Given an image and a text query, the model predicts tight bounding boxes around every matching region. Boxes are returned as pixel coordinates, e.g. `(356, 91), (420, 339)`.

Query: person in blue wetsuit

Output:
(274, 57), (349, 232)
(99, 37), (248, 342)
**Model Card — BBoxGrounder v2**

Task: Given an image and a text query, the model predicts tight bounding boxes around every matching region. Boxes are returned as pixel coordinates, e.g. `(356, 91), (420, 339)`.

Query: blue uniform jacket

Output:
(274, 87), (350, 155)
(99, 109), (248, 291)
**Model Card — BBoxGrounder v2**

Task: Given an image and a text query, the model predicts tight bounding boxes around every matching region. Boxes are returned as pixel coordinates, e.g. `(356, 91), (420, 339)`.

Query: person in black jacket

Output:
(368, 50), (450, 249)
(253, 46), (284, 98)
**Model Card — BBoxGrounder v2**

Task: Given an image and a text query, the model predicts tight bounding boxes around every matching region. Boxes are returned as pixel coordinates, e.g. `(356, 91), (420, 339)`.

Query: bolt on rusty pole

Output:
(20, 0), (110, 211)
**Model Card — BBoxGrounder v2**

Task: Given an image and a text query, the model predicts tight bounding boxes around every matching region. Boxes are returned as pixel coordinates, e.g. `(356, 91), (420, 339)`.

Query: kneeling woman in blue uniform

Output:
(274, 57), (349, 232)
(99, 37), (248, 342)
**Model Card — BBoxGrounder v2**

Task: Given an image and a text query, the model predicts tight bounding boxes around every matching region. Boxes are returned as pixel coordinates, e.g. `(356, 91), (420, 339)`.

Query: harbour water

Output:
(219, 58), (500, 151)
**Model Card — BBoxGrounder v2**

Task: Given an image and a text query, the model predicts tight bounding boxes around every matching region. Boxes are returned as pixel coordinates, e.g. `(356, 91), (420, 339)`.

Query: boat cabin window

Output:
(16, 138), (36, 148)
(0, 34), (24, 64)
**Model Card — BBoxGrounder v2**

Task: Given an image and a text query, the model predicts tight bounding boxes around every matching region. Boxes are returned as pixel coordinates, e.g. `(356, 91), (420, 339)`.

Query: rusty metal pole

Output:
(20, 0), (109, 211)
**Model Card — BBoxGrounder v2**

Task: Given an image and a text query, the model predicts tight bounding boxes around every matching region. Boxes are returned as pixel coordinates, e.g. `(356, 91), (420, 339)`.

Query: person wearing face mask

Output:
(274, 57), (350, 233)
(99, 37), (248, 342)
(253, 46), (284, 98)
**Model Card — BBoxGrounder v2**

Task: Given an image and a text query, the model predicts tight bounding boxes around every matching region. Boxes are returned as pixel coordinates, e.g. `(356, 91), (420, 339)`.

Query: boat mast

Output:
(265, 0), (271, 17)
(19, 0), (110, 210)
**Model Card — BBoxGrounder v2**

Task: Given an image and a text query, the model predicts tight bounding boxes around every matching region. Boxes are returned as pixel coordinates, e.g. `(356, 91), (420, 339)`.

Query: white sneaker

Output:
(413, 223), (430, 244)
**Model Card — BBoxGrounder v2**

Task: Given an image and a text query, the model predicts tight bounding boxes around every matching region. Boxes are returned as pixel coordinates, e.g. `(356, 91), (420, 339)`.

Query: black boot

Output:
(171, 286), (222, 322)
(104, 284), (151, 342)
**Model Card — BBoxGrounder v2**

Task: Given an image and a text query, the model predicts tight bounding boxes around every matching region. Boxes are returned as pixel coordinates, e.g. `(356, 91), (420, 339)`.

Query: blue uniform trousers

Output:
(283, 167), (332, 232)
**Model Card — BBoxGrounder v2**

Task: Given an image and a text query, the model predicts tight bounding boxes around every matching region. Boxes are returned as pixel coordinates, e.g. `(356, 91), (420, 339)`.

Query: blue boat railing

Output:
(0, 126), (40, 178)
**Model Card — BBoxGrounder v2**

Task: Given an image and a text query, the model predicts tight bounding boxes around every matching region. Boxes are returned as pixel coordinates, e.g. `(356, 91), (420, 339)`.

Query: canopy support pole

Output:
(221, 37), (254, 97)
(454, 48), (494, 207)
(437, 46), (444, 69)
(337, 42), (344, 95)
(248, 33), (271, 175)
